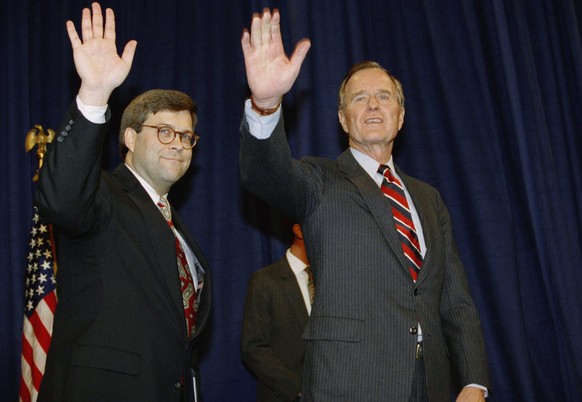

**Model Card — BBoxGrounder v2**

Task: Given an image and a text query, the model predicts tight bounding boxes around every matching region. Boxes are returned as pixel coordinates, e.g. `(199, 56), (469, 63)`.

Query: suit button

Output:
(409, 326), (418, 335)
(174, 381), (182, 390)
(413, 288), (419, 296)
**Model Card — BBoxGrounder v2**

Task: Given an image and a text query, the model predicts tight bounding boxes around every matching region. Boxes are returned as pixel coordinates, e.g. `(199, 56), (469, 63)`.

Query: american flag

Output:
(19, 206), (58, 402)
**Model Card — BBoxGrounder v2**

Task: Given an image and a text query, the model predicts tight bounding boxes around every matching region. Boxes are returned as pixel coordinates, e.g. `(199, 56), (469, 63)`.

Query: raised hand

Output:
(67, 2), (137, 106)
(241, 8), (311, 109)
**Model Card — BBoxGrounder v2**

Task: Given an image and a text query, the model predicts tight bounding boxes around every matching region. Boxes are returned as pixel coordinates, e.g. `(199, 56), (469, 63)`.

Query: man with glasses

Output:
(36, 4), (211, 402)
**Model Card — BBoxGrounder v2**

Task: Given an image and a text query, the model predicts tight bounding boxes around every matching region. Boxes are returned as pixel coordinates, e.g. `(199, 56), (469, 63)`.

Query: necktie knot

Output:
(378, 164), (397, 184)
(378, 164), (390, 176)
(158, 196), (172, 223)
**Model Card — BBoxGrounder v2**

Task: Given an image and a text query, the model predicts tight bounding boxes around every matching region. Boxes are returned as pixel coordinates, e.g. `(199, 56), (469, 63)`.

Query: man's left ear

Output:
(124, 127), (137, 153)
(292, 224), (303, 240)
(398, 107), (406, 130)
(338, 110), (348, 133)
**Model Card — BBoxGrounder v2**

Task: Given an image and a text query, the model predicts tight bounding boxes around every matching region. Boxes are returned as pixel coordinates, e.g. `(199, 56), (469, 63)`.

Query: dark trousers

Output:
(409, 343), (428, 402)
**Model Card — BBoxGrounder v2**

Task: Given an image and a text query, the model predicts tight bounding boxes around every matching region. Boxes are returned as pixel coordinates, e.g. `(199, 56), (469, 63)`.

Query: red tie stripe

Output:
(378, 165), (423, 281)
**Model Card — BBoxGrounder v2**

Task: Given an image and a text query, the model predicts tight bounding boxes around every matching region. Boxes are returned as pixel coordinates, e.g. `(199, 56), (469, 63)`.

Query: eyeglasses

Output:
(140, 125), (199, 149)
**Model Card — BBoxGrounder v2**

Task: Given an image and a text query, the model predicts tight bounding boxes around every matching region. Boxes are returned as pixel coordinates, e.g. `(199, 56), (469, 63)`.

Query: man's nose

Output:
(367, 97), (379, 110)
(169, 134), (184, 150)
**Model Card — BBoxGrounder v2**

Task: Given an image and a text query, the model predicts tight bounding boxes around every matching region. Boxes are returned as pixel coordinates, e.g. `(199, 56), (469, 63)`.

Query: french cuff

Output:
(76, 95), (108, 124)
(244, 98), (280, 139)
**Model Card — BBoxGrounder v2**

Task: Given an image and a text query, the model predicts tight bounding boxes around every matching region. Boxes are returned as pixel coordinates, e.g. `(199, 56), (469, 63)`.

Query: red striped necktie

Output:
(158, 196), (197, 337)
(378, 165), (423, 281)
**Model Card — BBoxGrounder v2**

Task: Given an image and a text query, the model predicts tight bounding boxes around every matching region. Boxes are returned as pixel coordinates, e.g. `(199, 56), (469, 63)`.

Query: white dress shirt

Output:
(285, 249), (312, 315)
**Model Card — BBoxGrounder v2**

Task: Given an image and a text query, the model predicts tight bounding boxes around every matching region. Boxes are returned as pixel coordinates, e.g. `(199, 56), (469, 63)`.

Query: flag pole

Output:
(20, 125), (58, 402)
(25, 125), (55, 182)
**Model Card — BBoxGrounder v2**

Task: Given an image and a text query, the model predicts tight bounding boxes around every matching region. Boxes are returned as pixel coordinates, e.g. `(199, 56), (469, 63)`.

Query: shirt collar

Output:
(125, 163), (168, 204)
(349, 148), (395, 183)
(286, 248), (309, 276)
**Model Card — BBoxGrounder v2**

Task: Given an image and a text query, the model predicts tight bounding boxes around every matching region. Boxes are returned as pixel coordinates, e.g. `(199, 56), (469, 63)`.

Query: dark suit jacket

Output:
(240, 114), (490, 402)
(35, 103), (212, 402)
(241, 256), (308, 402)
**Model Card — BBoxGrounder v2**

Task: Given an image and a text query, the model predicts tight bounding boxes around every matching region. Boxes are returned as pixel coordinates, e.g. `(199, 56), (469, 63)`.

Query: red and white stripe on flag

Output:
(19, 207), (57, 402)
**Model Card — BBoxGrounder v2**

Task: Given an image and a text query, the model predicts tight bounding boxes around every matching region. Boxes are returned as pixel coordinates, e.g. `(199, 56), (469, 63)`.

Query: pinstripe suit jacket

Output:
(240, 114), (490, 402)
(241, 257), (308, 401)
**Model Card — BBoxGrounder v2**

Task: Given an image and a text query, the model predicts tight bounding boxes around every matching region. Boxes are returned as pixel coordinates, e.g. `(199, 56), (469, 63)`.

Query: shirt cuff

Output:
(244, 98), (280, 139)
(76, 95), (108, 124)
(464, 384), (488, 398)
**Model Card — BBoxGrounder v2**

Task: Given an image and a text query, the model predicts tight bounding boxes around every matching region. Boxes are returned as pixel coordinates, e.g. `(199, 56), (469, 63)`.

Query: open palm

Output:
(67, 3), (136, 106)
(241, 8), (310, 107)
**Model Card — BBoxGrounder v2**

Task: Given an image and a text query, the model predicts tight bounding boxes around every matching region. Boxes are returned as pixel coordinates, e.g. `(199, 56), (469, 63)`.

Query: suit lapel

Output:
(337, 151), (414, 278)
(114, 165), (184, 321)
(277, 260), (309, 326)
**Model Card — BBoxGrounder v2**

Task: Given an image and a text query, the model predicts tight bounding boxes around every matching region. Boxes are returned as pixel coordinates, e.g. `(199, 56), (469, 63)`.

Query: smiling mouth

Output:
(365, 118), (383, 123)
(162, 156), (183, 163)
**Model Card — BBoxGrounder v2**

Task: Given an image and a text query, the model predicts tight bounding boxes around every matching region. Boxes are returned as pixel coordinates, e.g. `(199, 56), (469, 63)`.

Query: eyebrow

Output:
(350, 89), (392, 99)
(146, 123), (194, 133)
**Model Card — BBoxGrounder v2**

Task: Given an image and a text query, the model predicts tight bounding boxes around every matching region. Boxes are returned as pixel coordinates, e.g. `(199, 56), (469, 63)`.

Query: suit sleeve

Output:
(436, 192), (491, 390)
(35, 102), (111, 237)
(241, 272), (302, 401)
(239, 113), (321, 223)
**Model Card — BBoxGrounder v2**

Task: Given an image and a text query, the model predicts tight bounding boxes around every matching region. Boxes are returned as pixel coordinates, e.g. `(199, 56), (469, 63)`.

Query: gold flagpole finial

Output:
(25, 124), (55, 182)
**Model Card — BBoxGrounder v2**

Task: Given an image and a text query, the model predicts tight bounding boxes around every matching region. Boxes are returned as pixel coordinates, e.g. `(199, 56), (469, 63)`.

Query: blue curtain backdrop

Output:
(2, 0), (582, 401)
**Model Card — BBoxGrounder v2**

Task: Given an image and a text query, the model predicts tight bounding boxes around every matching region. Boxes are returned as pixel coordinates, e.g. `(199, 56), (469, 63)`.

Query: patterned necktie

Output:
(378, 165), (423, 281)
(305, 266), (315, 304)
(158, 196), (197, 337)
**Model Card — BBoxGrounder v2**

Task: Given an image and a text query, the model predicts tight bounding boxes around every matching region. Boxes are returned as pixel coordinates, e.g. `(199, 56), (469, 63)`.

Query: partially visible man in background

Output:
(242, 222), (312, 402)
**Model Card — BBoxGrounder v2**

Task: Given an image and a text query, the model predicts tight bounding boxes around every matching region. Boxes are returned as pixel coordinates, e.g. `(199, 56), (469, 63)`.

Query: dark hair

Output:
(282, 216), (298, 246)
(119, 89), (197, 159)
(337, 61), (405, 110)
